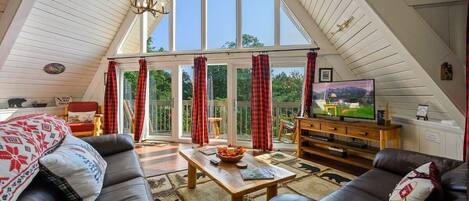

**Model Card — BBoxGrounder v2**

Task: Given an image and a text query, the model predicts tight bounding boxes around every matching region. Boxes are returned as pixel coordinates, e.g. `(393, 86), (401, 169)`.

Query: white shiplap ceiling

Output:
(0, 0), (129, 107)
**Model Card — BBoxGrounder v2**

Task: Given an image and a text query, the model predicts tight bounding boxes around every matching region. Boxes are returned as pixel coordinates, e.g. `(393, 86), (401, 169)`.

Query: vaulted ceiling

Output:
(0, 0), (466, 127)
(0, 0), (130, 107)
(294, 0), (466, 127)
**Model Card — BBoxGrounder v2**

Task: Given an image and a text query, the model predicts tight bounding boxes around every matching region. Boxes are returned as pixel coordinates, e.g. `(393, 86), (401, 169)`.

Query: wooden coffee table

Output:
(179, 148), (296, 201)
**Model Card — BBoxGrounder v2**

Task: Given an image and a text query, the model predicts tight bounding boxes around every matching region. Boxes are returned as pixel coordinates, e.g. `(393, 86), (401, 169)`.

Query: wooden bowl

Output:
(216, 153), (244, 163)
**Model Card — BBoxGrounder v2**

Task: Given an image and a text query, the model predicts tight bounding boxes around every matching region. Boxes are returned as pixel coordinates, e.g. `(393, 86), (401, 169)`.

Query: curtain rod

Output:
(108, 47), (320, 60)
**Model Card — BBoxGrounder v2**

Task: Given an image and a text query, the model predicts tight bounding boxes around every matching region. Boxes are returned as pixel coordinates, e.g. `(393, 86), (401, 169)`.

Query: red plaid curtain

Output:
(464, 1), (469, 161)
(134, 59), (147, 142)
(251, 54), (273, 151)
(192, 56), (209, 145)
(303, 51), (318, 117)
(104, 60), (118, 134)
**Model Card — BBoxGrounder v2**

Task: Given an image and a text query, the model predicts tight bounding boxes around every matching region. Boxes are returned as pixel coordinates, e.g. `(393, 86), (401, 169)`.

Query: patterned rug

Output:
(147, 152), (356, 201)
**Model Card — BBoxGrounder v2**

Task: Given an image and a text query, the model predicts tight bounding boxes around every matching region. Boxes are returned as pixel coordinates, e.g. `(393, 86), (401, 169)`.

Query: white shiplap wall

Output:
(300, 0), (451, 121)
(413, 2), (467, 63)
(0, 0), (129, 108)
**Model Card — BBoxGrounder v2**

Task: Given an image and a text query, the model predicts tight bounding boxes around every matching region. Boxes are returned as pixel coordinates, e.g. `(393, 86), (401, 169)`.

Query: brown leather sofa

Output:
(321, 149), (468, 201)
(17, 134), (153, 201)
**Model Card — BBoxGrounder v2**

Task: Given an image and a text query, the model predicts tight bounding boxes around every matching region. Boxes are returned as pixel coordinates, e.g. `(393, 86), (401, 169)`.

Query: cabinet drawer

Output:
(300, 121), (320, 131)
(347, 127), (380, 141)
(320, 123), (346, 134)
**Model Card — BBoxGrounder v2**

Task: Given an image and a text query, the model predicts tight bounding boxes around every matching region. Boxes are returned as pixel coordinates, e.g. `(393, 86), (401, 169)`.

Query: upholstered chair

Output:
(64, 102), (103, 137)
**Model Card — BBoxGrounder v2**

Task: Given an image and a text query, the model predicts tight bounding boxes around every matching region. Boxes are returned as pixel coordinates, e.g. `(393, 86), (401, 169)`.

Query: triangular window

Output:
(280, 0), (311, 45)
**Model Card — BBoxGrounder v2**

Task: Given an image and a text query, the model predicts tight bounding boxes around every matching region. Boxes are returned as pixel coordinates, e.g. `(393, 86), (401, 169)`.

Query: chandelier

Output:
(129, 0), (169, 16)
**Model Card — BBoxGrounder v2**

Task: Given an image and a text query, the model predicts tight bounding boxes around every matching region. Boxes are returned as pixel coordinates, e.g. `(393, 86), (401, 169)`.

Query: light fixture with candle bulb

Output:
(129, 0), (169, 16)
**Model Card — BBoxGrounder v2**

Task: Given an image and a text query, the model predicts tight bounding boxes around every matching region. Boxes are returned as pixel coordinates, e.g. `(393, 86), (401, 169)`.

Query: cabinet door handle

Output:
(359, 131), (368, 136)
(309, 124), (314, 128)
(328, 127), (337, 131)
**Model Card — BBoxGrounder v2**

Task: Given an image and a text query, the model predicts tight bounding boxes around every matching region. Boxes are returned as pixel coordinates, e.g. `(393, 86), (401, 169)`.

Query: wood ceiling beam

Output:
(0, 0), (37, 70)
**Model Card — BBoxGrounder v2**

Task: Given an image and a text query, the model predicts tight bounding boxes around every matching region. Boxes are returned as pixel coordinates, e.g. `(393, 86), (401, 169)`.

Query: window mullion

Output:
(201, 0), (207, 50)
(274, 0), (280, 47)
(236, 0), (242, 48)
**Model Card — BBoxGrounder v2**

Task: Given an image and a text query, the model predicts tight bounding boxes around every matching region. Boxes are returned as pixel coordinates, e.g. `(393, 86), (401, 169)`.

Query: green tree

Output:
(147, 37), (166, 53)
(222, 34), (264, 48)
(271, 71), (304, 102)
(182, 70), (193, 100)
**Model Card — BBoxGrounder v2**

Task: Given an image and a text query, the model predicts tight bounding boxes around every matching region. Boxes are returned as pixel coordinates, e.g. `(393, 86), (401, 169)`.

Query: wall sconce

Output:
(330, 16), (354, 37)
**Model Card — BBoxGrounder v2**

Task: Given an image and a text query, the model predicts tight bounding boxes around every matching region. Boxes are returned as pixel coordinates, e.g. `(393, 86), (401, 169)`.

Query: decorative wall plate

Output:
(44, 63), (66, 74)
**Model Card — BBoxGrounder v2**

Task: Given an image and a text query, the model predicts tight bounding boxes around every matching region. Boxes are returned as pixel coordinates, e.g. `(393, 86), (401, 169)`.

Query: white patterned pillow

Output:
(68, 111), (96, 123)
(0, 114), (69, 201)
(389, 162), (442, 201)
(39, 135), (107, 201)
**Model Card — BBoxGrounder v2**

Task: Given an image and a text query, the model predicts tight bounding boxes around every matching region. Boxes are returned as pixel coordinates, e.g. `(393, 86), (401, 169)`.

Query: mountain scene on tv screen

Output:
(312, 82), (374, 119)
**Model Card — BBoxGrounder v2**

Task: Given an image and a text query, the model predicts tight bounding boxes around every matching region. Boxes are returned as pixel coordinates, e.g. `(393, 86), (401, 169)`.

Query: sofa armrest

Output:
(81, 134), (134, 157)
(373, 149), (463, 176)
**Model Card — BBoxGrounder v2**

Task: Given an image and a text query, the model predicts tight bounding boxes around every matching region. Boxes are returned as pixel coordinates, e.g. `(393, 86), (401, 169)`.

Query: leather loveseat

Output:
(321, 149), (468, 201)
(17, 134), (153, 201)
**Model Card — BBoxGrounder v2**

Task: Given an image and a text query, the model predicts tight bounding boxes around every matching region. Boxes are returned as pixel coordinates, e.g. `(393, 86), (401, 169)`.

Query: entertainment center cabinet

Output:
(296, 117), (401, 169)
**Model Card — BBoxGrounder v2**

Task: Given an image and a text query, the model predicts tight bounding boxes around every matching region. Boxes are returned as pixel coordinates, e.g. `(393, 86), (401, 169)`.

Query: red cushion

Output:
(69, 123), (95, 132)
(68, 102), (98, 113)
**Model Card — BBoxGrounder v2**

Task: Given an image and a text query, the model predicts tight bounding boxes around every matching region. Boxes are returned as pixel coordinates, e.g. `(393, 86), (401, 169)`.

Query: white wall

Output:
(414, 1), (467, 64)
(0, 0), (8, 18)
(394, 116), (464, 160)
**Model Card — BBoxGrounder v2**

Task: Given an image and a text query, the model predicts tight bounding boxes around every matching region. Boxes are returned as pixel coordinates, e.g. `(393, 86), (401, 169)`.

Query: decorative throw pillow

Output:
(39, 135), (107, 201)
(0, 114), (69, 201)
(389, 162), (442, 201)
(68, 111), (96, 123)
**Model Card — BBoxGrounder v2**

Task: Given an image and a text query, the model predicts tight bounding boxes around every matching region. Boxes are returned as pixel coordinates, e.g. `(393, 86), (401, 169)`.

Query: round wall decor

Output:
(44, 63), (66, 74)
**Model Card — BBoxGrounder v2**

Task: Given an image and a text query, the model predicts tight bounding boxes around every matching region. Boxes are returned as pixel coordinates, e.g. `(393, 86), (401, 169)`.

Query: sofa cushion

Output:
(441, 162), (467, 192)
(389, 162), (443, 201)
(321, 185), (383, 201)
(102, 150), (144, 187)
(39, 135), (107, 201)
(17, 174), (66, 201)
(96, 177), (152, 201)
(0, 114), (68, 201)
(346, 168), (402, 200)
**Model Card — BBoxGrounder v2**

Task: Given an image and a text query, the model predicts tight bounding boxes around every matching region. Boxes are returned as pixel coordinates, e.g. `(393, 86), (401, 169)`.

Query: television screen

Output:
(312, 79), (375, 119)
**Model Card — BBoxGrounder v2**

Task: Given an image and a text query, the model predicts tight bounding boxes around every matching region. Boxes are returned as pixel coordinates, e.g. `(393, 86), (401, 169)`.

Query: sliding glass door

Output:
(148, 69), (173, 138)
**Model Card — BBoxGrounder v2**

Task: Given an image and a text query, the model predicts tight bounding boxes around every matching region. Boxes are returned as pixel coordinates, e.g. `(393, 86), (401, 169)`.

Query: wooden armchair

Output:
(64, 102), (103, 137)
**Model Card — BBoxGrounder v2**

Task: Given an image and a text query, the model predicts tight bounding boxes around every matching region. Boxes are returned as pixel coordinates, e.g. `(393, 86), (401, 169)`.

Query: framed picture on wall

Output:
(416, 104), (429, 121)
(319, 68), (333, 82)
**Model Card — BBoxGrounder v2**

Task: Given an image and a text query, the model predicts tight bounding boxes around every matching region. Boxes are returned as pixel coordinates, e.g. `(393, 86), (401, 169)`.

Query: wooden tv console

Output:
(296, 117), (401, 169)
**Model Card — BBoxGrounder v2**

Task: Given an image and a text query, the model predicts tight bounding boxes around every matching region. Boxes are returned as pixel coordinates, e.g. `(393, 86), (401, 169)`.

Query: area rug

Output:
(147, 152), (356, 201)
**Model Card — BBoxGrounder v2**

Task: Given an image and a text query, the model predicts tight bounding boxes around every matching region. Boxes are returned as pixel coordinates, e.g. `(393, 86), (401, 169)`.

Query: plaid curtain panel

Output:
(251, 54), (273, 151)
(191, 56), (209, 145)
(303, 51), (318, 117)
(465, 1), (469, 161)
(133, 59), (148, 142)
(103, 60), (118, 134)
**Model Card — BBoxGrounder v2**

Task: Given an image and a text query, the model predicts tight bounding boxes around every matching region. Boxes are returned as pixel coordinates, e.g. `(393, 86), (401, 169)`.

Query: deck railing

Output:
(123, 99), (301, 140)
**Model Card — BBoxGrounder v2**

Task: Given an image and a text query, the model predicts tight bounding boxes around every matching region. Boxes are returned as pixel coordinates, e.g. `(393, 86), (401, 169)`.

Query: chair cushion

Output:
(96, 177), (152, 201)
(67, 111), (96, 123)
(102, 150), (144, 187)
(345, 168), (402, 201)
(68, 102), (98, 113)
(69, 123), (95, 132)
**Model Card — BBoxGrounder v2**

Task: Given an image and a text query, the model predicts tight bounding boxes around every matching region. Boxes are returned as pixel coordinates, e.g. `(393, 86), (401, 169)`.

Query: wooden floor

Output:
(135, 142), (367, 178)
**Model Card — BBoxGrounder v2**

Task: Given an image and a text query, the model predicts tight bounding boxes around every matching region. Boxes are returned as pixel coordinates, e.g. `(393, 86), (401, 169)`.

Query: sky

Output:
(149, 0), (310, 51)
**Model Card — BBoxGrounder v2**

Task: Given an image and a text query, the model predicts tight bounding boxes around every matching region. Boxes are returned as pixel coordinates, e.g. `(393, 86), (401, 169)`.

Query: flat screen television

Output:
(312, 79), (375, 120)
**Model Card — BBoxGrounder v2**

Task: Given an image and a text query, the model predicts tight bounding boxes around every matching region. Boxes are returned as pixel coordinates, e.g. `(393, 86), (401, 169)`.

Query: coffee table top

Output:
(179, 148), (296, 196)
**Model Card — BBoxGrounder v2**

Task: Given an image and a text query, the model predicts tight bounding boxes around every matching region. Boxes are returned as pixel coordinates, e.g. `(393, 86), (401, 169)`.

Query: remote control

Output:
(210, 158), (220, 166)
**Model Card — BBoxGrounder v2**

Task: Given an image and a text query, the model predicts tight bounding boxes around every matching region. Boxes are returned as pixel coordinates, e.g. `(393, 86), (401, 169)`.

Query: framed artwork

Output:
(416, 104), (429, 121)
(440, 62), (453, 80)
(319, 68), (333, 82)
